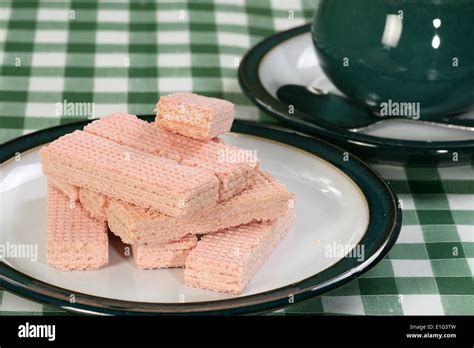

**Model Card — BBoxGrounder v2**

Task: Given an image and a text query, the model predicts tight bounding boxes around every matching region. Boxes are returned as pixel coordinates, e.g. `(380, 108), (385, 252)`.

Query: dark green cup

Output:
(311, 0), (474, 118)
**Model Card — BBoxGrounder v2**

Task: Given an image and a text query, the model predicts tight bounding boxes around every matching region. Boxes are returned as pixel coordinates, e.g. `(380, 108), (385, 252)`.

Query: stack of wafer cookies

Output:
(41, 92), (295, 294)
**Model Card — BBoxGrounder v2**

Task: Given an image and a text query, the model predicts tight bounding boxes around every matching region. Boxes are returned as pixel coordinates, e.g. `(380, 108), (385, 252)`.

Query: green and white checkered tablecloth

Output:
(0, 0), (473, 316)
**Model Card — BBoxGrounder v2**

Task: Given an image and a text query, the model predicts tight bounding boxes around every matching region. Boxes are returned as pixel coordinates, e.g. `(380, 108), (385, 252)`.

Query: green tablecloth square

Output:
(191, 53), (222, 68)
(1, 53), (32, 76)
(411, 194), (451, 210)
(421, 225), (460, 243)
(406, 181), (447, 194)
(193, 78), (223, 95)
(431, 259), (472, 277)
(2, 64), (32, 78)
(397, 210), (420, 225)
(2, 90), (29, 103)
(5, 29), (35, 43)
(67, 31), (98, 45)
(23, 116), (61, 131)
(405, 167), (443, 180)
(129, 78), (158, 96)
(358, 278), (399, 295)
(0, 128), (23, 140)
(451, 211), (474, 225)
(70, 1), (97, 10)
(441, 180), (474, 194)
(441, 296), (474, 315)
(0, 75), (30, 91)
(130, 91), (158, 105)
(425, 242), (465, 259)
(436, 278), (474, 295)
(362, 295), (403, 315)
(246, 0), (273, 11)
(190, 22), (220, 34)
(124, 106), (148, 118)
(130, 1), (155, 11)
(64, 76), (95, 92)
(8, 6), (38, 21)
(395, 277), (439, 295)
(417, 210), (455, 225)
(65, 56), (95, 76)
(62, 91), (93, 104)
(461, 243), (474, 257)
(388, 244), (429, 260)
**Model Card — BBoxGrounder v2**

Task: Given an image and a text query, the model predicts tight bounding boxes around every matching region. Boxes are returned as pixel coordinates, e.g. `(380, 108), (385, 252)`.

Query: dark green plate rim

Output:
(238, 24), (474, 166)
(0, 117), (402, 315)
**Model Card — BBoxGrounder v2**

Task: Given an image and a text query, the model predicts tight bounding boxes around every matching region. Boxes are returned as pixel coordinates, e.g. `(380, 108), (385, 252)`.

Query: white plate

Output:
(0, 119), (400, 314)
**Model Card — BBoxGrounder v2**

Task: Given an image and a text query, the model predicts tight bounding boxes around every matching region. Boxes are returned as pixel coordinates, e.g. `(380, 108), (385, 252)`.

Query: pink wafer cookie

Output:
(47, 177), (107, 223)
(46, 179), (196, 271)
(48, 176), (79, 201)
(40, 130), (219, 217)
(47, 185), (108, 271)
(107, 171), (292, 245)
(185, 206), (295, 294)
(155, 92), (234, 140)
(79, 188), (108, 222)
(132, 235), (197, 269)
(84, 113), (258, 201)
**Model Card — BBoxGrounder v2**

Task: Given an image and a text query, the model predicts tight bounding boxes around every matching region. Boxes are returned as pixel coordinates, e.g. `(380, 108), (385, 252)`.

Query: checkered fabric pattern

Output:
(0, 0), (473, 316)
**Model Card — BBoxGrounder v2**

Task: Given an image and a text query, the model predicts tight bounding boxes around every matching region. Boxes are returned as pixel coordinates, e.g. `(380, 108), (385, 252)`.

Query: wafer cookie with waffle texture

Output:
(48, 176), (79, 201)
(47, 185), (109, 271)
(155, 92), (234, 140)
(84, 113), (258, 201)
(185, 206), (295, 294)
(107, 171), (292, 245)
(40, 130), (219, 217)
(132, 235), (197, 269)
(79, 188), (109, 222)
